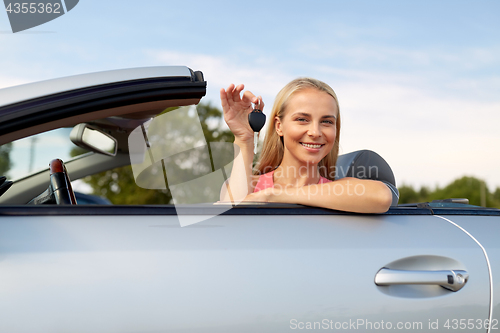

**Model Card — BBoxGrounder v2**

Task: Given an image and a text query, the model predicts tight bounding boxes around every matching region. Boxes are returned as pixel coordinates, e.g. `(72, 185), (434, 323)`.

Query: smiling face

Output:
(275, 88), (339, 167)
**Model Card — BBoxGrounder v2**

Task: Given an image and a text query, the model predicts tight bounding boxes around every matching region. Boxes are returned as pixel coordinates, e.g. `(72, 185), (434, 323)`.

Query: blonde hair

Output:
(255, 78), (340, 180)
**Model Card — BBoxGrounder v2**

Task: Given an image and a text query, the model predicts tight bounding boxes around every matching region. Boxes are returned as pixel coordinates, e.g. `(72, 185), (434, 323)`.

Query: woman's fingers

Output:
(256, 95), (265, 110)
(231, 84), (245, 103)
(220, 88), (229, 111)
(222, 83), (245, 109)
(222, 84), (234, 107)
(225, 83), (235, 94)
(242, 90), (258, 106)
(220, 83), (264, 116)
(220, 83), (265, 143)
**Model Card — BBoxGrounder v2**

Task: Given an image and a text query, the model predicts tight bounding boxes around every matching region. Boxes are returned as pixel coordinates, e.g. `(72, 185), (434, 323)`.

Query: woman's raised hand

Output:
(220, 84), (264, 144)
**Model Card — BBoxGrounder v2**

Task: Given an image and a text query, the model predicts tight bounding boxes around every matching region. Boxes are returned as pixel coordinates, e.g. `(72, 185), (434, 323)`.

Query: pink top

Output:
(253, 171), (332, 192)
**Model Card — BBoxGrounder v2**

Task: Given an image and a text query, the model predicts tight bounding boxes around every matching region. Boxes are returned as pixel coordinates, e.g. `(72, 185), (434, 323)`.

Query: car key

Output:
(248, 101), (266, 154)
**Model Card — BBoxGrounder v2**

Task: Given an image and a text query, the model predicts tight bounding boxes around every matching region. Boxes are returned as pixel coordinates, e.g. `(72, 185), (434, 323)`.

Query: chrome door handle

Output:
(375, 268), (469, 292)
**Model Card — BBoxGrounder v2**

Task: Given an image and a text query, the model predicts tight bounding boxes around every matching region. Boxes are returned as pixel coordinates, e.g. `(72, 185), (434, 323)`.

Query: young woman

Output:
(220, 78), (392, 213)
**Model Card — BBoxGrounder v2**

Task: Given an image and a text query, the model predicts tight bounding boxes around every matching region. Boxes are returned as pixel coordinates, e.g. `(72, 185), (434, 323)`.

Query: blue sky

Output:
(1, 0), (499, 189)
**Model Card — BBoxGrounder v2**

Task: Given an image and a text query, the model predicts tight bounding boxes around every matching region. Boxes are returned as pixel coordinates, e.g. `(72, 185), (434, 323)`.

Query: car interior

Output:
(0, 111), (400, 206)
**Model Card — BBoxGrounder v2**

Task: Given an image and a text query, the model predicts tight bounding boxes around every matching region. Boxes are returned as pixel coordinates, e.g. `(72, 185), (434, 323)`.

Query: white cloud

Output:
(145, 49), (293, 106)
(337, 80), (500, 189)
(298, 42), (500, 72)
(147, 49), (500, 189)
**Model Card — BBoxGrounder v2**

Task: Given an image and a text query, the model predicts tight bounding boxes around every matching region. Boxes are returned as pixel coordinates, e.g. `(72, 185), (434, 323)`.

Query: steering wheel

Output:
(28, 159), (77, 205)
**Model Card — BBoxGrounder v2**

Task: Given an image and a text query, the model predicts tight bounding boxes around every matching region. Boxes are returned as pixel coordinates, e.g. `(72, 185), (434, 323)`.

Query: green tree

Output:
(428, 176), (496, 207)
(419, 186), (431, 200)
(398, 184), (433, 204)
(78, 103), (234, 205)
(81, 165), (172, 205)
(397, 177), (500, 208)
(494, 187), (500, 202)
(0, 143), (13, 177)
(398, 184), (420, 204)
(490, 187), (500, 209)
(196, 102), (235, 143)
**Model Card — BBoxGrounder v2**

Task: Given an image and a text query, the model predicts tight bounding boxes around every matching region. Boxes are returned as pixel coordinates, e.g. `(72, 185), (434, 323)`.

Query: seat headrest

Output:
(336, 150), (399, 206)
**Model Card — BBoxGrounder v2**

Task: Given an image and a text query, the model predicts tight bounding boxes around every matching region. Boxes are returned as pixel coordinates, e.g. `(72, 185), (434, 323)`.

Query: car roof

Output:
(0, 66), (206, 145)
(0, 66), (193, 109)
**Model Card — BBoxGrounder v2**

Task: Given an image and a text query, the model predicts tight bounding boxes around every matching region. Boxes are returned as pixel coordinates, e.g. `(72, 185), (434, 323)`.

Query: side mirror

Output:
(70, 124), (117, 156)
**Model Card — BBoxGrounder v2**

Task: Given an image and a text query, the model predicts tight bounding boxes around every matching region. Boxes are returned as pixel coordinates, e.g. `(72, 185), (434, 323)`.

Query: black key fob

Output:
(248, 109), (266, 132)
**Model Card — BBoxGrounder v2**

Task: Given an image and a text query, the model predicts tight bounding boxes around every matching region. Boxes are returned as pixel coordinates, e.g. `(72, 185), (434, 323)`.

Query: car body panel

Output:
(0, 211), (490, 332)
(436, 215), (500, 326)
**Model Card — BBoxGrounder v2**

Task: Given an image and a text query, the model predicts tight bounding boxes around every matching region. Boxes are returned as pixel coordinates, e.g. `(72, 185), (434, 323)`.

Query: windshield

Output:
(0, 104), (237, 206)
(0, 128), (78, 181)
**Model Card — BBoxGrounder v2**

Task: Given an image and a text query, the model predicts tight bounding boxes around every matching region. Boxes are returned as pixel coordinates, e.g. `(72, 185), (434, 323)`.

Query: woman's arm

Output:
(219, 84), (263, 202)
(220, 140), (255, 202)
(244, 177), (393, 213)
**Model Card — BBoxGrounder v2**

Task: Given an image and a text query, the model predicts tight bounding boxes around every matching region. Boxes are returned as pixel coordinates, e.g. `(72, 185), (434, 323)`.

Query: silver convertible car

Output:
(0, 67), (499, 333)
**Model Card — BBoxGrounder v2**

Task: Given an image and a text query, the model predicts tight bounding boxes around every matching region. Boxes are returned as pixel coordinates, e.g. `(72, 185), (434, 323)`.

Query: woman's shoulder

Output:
(319, 175), (333, 184)
(252, 171), (274, 192)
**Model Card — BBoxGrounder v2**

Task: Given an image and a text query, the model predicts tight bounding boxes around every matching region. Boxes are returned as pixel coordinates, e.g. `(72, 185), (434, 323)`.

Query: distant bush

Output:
(399, 176), (500, 208)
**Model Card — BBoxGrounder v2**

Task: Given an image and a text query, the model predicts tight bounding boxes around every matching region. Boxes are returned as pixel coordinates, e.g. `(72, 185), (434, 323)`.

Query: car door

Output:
(0, 206), (491, 333)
